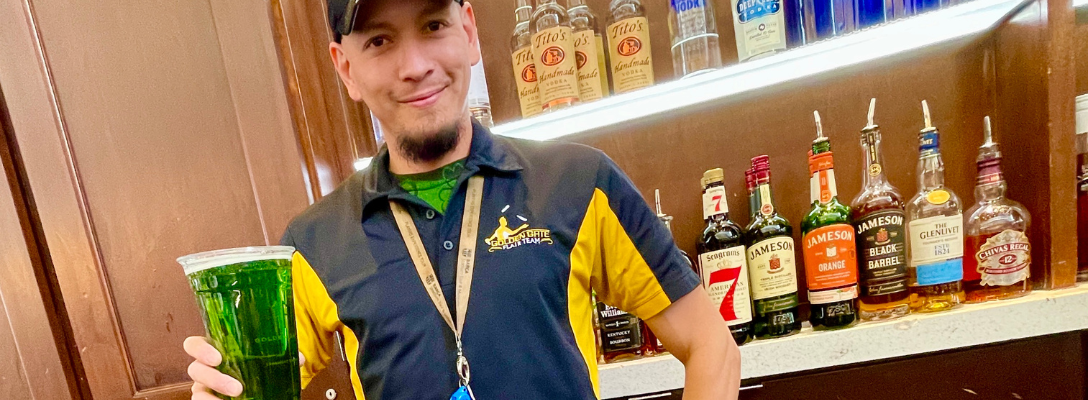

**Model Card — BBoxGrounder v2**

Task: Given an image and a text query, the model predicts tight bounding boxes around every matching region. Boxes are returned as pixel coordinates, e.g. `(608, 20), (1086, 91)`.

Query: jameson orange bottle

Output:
(745, 156), (802, 339)
(511, 0), (542, 117)
(568, 0), (609, 102)
(531, 0), (581, 111)
(607, 0), (654, 94)
(963, 117), (1033, 303)
(800, 112), (859, 330)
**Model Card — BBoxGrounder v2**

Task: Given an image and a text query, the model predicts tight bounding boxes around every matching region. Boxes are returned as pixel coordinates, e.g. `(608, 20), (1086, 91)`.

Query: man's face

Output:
(330, 0), (480, 150)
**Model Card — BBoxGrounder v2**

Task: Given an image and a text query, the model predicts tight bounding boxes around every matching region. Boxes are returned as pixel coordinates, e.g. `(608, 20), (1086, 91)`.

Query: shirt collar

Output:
(358, 120), (523, 214)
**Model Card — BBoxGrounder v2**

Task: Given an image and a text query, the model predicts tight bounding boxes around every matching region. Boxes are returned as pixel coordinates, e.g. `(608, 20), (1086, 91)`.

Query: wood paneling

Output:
(0, 0), (310, 398)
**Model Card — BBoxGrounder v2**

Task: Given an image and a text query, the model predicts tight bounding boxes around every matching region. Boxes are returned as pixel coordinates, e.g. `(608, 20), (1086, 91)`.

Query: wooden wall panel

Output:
(0, 0), (310, 398)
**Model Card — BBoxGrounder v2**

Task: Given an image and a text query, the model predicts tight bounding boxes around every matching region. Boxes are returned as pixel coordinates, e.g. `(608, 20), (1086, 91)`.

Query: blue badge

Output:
(451, 385), (475, 400)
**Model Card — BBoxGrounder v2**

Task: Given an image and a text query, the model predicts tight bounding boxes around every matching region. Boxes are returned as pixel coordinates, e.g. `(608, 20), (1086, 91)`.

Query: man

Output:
(183, 0), (741, 398)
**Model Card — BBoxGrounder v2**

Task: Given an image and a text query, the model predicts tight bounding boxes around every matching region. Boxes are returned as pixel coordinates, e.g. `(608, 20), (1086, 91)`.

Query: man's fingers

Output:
(299, 351), (306, 366)
(183, 336), (222, 367)
(190, 382), (223, 400)
(187, 360), (243, 397)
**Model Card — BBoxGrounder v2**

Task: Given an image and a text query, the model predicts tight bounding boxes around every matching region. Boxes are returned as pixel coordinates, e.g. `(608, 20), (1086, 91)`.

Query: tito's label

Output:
(572, 29), (605, 102)
(745, 236), (798, 301)
(531, 26), (580, 109)
(802, 224), (859, 304)
(607, 17), (654, 93)
(511, 47), (541, 117)
(854, 210), (908, 296)
(908, 214), (964, 286)
(965, 229), (1031, 286)
(699, 246), (753, 325)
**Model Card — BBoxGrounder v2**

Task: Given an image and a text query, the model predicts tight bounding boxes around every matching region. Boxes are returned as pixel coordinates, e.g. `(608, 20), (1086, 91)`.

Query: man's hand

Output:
(184, 336), (243, 399)
(644, 286), (741, 400)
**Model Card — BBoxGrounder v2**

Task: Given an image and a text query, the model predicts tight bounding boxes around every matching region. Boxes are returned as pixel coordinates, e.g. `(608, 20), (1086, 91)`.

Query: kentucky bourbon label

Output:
(572, 29), (605, 102)
(746, 236), (798, 303)
(854, 210), (908, 296)
(531, 26), (580, 109)
(801, 224), (859, 304)
(607, 17), (654, 94)
(597, 303), (643, 352)
(699, 246), (753, 325)
(908, 214), (964, 286)
(511, 47), (541, 117)
(966, 229), (1031, 286)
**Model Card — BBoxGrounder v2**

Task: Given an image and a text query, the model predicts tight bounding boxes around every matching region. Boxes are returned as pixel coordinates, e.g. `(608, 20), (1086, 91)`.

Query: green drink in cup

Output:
(177, 246), (301, 400)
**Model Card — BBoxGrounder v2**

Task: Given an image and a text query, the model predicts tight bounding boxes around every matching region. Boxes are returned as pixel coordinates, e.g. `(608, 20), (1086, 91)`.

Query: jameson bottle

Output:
(568, 0), (609, 102)
(607, 0), (654, 93)
(800, 112), (859, 330)
(698, 169), (754, 346)
(906, 100), (964, 313)
(964, 117), (1033, 303)
(850, 100), (910, 321)
(745, 156), (802, 339)
(511, 0), (542, 117)
(531, 0), (581, 111)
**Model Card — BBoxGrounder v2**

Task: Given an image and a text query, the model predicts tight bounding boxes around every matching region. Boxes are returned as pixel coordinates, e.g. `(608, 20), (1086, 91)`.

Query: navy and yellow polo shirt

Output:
(280, 122), (700, 400)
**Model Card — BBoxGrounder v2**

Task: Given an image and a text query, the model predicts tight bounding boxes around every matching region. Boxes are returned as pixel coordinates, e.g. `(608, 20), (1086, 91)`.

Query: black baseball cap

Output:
(328, 0), (465, 42)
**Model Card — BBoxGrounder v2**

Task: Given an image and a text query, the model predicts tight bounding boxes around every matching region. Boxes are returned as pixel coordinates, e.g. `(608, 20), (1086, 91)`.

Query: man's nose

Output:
(397, 40), (435, 82)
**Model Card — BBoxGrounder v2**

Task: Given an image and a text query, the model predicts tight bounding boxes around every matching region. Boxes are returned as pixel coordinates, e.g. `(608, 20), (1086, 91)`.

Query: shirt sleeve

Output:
(587, 153), (701, 320)
(282, 231), (343, 388)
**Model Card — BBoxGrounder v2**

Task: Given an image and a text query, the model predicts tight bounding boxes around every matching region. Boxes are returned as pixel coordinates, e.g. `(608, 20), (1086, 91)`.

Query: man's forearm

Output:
(680, 337), (741, 400)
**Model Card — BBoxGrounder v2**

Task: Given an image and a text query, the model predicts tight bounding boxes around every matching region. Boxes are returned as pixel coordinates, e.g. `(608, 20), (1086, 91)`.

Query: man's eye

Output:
(366, 36), (388, 49)
(425, 21), (444, 32)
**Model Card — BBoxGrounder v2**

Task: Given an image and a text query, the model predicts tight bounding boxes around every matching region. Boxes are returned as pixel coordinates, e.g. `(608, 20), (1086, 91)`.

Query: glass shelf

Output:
(492, 0), (1029, 142)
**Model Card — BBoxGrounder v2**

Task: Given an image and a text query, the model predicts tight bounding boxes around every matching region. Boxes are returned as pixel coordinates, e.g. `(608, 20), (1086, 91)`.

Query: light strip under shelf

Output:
(491, 0), (1027, 142)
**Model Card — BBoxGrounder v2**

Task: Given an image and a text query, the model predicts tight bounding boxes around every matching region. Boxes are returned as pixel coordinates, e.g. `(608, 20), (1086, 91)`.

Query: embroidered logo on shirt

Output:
(484, 206), (553, 252)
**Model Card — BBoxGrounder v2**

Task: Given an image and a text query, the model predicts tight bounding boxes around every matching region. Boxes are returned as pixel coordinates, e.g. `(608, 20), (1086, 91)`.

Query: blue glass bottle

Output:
(905, 0), (944, 16)
(783, 0), (808, 47)
(854, 0), (888, 29)
(806, 0), (852, 40)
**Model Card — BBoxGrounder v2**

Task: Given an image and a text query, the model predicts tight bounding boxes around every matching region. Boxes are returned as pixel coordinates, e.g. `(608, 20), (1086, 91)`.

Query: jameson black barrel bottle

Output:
(744, 156), (802, 339)
(698, 168), (753, 346)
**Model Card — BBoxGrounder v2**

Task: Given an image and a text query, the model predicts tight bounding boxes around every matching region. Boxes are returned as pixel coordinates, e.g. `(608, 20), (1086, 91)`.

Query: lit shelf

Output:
(492, 0), (1028, 142)
(597, 285), (1088, 398)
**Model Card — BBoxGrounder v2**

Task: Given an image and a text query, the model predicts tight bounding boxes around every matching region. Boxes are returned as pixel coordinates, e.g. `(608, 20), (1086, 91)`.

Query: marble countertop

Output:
(598, 286), (1088, 398)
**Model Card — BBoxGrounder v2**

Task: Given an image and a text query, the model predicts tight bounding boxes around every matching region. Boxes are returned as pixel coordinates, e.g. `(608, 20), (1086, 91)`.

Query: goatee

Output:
(397, 123), (460, 163)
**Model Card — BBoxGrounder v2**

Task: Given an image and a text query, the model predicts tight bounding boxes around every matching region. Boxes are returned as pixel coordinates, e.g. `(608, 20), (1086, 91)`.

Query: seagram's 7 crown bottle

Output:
(745, 156), (802, 339)
(531, 0), (581, 111)
(511, 0), (542, 117)
(699, 169), (753, 345)
(906, 100), (965, 313)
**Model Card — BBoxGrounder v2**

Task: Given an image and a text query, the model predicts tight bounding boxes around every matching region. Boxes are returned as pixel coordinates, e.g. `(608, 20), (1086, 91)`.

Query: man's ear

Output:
(329, 41), (364, 101)
(461, 2), (482, 66)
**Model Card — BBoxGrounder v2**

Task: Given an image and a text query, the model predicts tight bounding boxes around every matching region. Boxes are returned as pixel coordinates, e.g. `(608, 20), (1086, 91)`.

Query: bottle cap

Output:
(861, 98), (879, 134)
(813, 110), (828, 143)
(919, 100), (940, 151)
(750, 155), (771, 182)
(702, 168), (725, 183)
(744, 168), (755, 191)
(977, 116), (1002, 163)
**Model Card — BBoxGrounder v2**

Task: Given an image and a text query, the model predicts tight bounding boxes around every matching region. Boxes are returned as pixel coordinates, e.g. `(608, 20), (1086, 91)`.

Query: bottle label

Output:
(908, 214), (964, 285)
(801, 224), (859, 304)
(731, 0), (785, 61)
(531, 26), (580, 109)
(594, 35), (610, 97)
(854, 210), (908, 296)
(572, 29), (605, 102)
(597, 303), (643, 352)
(607, 17), (654, 93)
(758, 184), (774, 216)
(808, 169), (838, 204)
(511, 47), (542, 117)
(808, 285), (859, 304)
(926, 189), (950, 205)
(699, 246), (753, 325)
(671, 0), (709, 39)
(702, 186), (728, 219)
(745, 236), (799, 300)
(966, 230), (1031, 286)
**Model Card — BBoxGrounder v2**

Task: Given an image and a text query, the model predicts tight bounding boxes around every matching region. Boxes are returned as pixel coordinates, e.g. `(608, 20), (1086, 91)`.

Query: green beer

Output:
(178, 246), (301, 400)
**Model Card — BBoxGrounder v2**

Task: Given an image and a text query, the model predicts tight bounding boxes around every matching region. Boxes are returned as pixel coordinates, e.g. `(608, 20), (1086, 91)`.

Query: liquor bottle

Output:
(597, 301), (645, 362)
(668, 0), (722, 77)
(531, 0), (581, 111)
(468, 42), (493, 127)
(730, 0), (788, 61)
(854, 0), (887, 28)
(963, 117), (1033, 302)
(850, 100), (910, 321)
(800, 112), (859, 330)
(1078, 131), (1088, 282)
(803, 0), (853, 40)
(568, 0), (609, 102)
(607, 0), (654, 93)
(745, 156), (803, 339)
(511, 0), (543, 118)
(906, 100), (965, 312)
(645, 189), (680, 355)
(698, 169), (754, 345)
